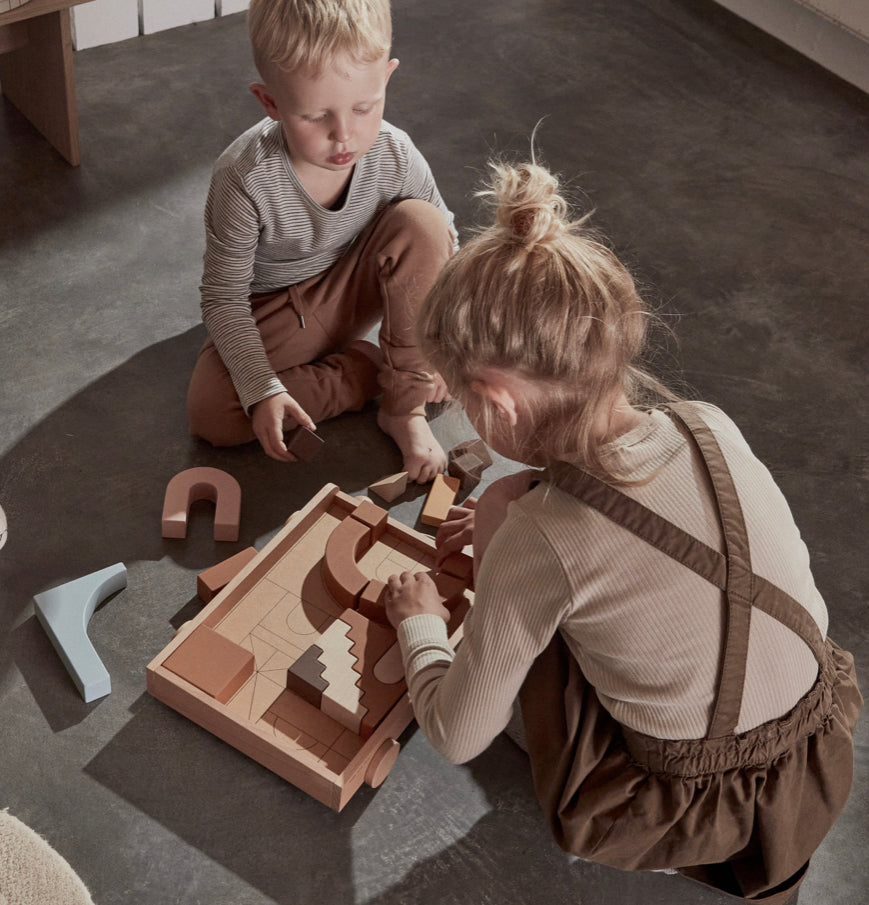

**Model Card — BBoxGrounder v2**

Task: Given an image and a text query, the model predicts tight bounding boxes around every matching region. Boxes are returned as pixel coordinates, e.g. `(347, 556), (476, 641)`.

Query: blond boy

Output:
(187, 0), (455, 481)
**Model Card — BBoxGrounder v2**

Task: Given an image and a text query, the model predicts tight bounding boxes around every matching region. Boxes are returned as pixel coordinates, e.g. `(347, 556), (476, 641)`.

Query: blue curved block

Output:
(33, 563), (127, 703)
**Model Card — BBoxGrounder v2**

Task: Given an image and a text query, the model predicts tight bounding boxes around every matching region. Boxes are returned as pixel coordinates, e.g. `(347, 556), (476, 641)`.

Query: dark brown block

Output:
(286, 644), (328, 709)
(286, 426), (324, 462)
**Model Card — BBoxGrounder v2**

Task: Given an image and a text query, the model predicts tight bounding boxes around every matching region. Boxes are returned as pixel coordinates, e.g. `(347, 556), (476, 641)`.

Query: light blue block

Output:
(33, 563), (127, 703)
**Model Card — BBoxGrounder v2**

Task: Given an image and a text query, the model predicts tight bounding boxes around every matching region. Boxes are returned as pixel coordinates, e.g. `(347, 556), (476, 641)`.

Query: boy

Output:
(187, 0), (456, 482)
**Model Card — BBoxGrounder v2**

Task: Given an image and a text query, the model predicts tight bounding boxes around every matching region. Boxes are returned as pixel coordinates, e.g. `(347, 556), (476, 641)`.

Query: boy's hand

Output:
(386, 571), (451, 629)
(251, 392), (316, 462)
(434, 499), (476, 568)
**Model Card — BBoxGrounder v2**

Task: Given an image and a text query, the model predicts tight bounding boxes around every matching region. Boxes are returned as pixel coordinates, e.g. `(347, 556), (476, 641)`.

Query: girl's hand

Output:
(251, 392), (316, 462)
(386, 571), (451, 630)
(426, 372), (452, 405)
(434, 499), (477, 568)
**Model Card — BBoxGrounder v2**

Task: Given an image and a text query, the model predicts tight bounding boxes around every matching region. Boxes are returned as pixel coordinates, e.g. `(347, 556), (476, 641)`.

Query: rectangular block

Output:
(420, 474), (460, 527)
(163, 625), (255, 704)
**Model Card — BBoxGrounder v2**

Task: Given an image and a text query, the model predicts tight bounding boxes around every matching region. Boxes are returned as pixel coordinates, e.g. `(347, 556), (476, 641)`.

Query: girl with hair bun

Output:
(385, 160), (860, 904)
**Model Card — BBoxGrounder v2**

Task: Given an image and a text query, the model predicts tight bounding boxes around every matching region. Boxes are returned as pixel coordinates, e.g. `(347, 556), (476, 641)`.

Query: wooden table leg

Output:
(0, 8), (80, 165)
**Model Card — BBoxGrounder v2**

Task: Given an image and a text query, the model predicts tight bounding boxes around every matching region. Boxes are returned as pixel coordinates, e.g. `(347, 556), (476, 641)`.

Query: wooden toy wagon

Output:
(146, 484), (473, 811)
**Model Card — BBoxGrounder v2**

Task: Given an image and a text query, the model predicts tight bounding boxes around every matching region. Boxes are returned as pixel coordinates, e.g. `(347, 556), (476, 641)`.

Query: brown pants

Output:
(187, 199), (454, 446)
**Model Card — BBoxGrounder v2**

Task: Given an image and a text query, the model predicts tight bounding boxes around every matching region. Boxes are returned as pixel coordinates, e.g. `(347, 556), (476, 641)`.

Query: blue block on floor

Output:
(33, 563), (127, 703)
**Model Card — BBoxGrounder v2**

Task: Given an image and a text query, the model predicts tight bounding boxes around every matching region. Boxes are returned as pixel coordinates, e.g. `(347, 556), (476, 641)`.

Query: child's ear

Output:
(250, 82), (280, 120)
(385, 58), (399, 84)
(470, 378), (519, 426)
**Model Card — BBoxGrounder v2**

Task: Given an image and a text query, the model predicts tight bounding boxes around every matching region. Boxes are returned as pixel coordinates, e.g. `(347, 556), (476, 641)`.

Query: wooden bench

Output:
(0, 0), (93, 165)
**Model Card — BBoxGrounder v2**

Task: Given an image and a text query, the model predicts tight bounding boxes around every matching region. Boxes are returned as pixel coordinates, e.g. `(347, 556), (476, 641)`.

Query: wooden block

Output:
(449, 438), (492, 469)
(439, 551), (474, 586)
(429, 570), (468, 610)
(197, 547), (258, 602)
(357, 580), (388, 625)
(420, 474), (460, 527)
(33, 563), (127, 703)
(339, 608), (405, 739)
(368, 472), (408, 503)
(163, 625), (254, 704)
(313, 617), (368, 735)
(286, 426), (324, 462)
(448, 452), (485, 491)
(349, 498), (388, 543)
(322, 516), (370, 608)
(286, 644), (328, 710)
(161, 466), (241, 542)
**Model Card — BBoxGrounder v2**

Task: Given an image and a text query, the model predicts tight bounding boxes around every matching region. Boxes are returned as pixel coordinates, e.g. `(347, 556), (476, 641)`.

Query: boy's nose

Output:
(331, 117), (351, 143)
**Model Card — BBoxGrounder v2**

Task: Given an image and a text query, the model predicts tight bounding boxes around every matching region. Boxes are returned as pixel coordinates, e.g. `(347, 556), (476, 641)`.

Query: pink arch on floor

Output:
(161, 466), (241, 542)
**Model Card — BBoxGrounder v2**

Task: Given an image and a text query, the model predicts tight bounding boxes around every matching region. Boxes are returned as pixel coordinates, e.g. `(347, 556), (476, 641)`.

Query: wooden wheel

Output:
(364, 738), (400, 788)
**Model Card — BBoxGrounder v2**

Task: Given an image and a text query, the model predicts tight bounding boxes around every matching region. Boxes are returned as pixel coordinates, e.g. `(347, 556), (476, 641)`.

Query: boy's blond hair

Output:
(248, 0), (392, 79)
(418, 160), (674, 483)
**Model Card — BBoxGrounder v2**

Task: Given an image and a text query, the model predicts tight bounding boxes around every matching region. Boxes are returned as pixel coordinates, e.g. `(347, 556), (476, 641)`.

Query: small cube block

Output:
(448, 452), (486, 491)
(286, 426), (324, 462)
(350, 498), (388, 543)
(449, 438), (492, 469)
(163, 625), (254, 704)
(420, 474), (460, 527)
(197, 547), (258, 602)
(357, 580), (389, 625)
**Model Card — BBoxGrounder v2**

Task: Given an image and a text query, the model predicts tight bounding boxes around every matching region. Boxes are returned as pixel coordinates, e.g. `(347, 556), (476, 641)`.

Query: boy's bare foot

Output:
(377, 410), (447, 483)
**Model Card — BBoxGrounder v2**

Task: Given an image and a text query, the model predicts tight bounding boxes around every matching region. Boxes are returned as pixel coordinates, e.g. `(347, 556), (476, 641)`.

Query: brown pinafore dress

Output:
(518, 403), (862, 904)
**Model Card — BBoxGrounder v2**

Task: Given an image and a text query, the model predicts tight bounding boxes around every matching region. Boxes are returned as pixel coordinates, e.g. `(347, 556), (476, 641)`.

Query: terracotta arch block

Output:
(321, 500), (389, 609)
(162, 467), (241, 542)
(322, 516), (370, 609)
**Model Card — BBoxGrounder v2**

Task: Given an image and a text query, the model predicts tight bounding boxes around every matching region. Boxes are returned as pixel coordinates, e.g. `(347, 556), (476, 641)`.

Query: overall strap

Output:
(666, 402), (753, 738)
(546, 403), (824, 739)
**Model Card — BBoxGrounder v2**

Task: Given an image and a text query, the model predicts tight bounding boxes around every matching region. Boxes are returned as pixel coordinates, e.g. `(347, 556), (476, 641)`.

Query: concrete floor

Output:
(1, 1), (866, 903)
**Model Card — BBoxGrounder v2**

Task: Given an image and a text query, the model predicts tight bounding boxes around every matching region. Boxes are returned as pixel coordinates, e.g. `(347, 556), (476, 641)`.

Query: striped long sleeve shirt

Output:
(199, 117), (455, 412)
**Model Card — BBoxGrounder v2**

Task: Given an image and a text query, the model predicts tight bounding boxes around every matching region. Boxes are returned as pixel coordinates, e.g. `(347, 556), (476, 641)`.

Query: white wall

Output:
(713, 0), (869, 94)
(71, 0), (249, 51)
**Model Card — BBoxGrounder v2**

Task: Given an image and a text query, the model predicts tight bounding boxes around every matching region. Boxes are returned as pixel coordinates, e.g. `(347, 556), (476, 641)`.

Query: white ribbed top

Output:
(199, 118), (454, 411)
(399, 404), (826, 763)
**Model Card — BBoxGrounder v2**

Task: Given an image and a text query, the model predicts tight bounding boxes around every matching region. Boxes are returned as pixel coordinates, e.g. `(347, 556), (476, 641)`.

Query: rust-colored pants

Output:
(187, 199), (454, 446)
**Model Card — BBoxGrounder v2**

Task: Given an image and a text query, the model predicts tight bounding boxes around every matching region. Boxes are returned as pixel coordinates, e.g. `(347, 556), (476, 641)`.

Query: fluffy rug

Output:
(0, 810), (94, 905)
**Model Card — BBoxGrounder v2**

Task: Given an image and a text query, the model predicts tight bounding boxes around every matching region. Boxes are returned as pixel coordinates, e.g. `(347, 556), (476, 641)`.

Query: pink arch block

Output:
(162, 467), (241, 542)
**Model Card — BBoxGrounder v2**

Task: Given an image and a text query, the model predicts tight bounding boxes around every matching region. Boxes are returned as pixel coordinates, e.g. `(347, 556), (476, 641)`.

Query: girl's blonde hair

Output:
(248, 0), (392, 78)
(418, 160), (674, 482)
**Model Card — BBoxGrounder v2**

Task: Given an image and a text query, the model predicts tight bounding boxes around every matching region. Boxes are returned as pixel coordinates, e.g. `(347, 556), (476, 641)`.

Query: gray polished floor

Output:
(1, 2), (866, 903)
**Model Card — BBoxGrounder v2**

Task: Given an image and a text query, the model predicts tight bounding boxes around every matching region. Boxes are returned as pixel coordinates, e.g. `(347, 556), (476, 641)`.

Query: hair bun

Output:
(489, 162), (568, 249)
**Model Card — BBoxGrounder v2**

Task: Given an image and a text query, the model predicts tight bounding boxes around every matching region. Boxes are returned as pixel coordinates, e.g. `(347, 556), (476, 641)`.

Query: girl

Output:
(385, 160), (861, 904)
